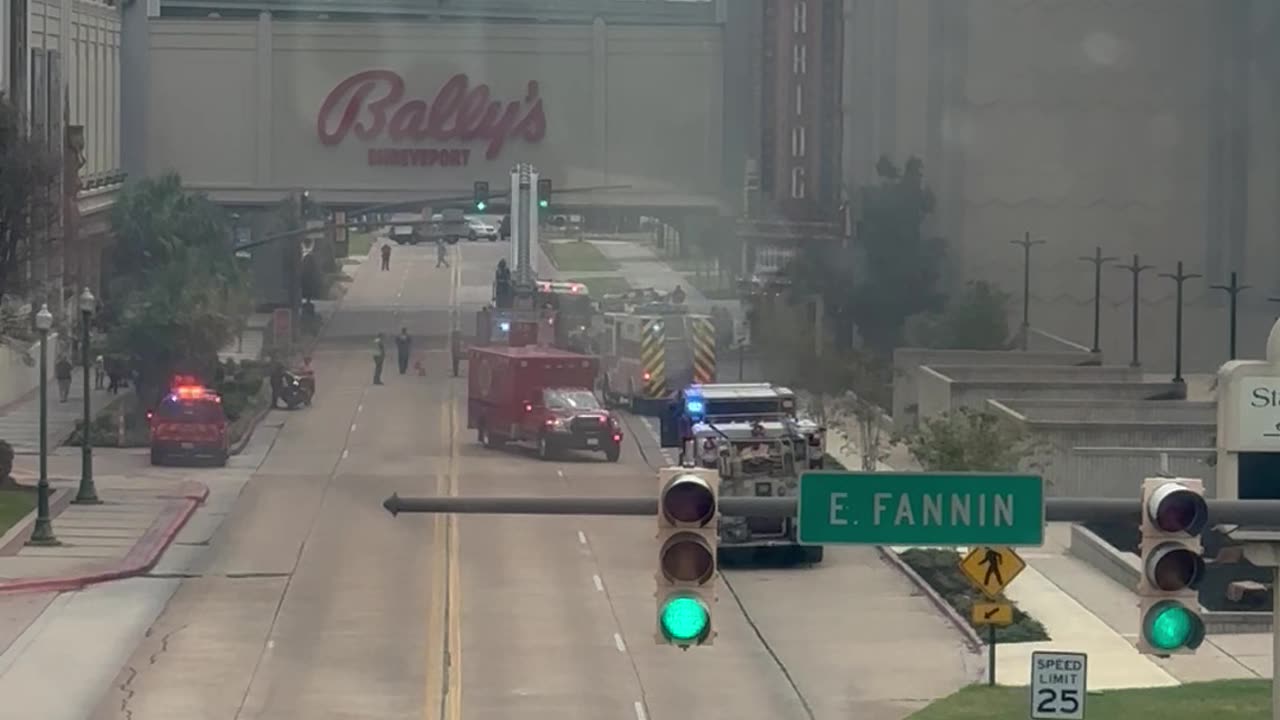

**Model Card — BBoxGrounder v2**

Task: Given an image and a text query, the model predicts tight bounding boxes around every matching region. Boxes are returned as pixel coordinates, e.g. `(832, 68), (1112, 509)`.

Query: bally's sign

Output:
(316, 70), (548, 169)
(1236, 377), (1280, 449)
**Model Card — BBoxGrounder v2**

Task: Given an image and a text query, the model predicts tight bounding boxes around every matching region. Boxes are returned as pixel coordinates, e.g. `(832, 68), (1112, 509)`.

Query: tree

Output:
(895, 406), (1040, 473)
(106, 175), (250, 404)
(0, 94), (60, 303)
(784, 155), (946, 354)
(905, 280), (1012, 350)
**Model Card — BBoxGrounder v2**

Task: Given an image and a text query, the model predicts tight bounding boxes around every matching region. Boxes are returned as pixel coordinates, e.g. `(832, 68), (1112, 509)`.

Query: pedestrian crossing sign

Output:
(959, 546), (1026, 599)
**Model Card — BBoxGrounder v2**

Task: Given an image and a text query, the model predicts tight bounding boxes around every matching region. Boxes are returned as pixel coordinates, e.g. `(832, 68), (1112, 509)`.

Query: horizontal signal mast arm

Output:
(382, 494), (1280, 525)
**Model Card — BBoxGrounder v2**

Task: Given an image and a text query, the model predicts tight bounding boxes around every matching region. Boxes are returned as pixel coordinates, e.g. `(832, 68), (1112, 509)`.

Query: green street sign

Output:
(797, 471), (1045, 546)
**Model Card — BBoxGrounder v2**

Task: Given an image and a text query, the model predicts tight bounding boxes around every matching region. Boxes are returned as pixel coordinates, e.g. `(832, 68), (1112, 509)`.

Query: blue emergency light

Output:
(499, 321), (511, 332)
(683, 386), (705, 422)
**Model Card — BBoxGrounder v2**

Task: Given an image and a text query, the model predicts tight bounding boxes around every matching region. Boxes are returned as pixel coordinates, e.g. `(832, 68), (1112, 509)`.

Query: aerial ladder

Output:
(452, 164), (555, 374)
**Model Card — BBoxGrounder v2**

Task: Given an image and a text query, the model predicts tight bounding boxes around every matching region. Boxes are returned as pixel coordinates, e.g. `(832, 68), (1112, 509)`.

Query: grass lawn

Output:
(541, 240), (619, 272)
(909, 679), (1269, 719)
(571, 276), (631, 296)
(347, 230), (376, 258)
(0, 490), (36, 535)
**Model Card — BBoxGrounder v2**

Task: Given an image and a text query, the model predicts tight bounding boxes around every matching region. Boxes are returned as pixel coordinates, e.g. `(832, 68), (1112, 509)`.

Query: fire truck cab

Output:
(658, 383), (826, 564)
(148, 377), (230, 466)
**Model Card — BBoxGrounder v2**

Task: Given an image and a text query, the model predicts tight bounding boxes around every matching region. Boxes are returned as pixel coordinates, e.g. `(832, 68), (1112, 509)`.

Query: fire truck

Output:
(451, 280), (595, 376)
(594, 302), (717, 414)
(659, 382), (826, 564)
(468, 345), (622, 462)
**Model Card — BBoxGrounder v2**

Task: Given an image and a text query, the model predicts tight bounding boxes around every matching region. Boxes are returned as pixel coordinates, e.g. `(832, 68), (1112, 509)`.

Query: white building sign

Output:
(1235, 377), (1280, 451)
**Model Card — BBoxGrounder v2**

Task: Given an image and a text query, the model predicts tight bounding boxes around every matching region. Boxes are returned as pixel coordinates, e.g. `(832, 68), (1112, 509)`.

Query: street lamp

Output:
(27, 304), (59, 545)
(74, 287), (100, 505)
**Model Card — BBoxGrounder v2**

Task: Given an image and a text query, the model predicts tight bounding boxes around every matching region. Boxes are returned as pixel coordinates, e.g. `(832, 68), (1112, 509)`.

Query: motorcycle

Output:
(279, 370), (313, 410)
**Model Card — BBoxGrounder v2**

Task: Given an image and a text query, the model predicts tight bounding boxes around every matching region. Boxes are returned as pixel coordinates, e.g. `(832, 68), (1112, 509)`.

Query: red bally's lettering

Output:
(316, 70), (546, 160)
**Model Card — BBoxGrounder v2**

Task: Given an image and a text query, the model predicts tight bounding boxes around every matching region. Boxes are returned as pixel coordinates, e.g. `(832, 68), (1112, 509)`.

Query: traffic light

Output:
(1136, 477), (1208, 656)
(655, 467), (719, 649)
(473, 181), (489, 211)
(537, 178), (551, 209)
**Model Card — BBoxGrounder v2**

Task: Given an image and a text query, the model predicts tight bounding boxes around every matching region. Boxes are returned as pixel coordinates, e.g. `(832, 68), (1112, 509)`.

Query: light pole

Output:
(1114, 255), (1155, 368)
(74, 287), (100, 505)
(27, 304), (59, 546)
(1210, 272), (1250, 361)
(1010, 232), (1046, 350)
(1078, 247), (1118, 354)
(1159, 262), (1202, 386)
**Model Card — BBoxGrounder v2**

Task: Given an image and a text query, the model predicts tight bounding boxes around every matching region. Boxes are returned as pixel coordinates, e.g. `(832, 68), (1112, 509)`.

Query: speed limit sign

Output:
(1030, 651), (1087, 719)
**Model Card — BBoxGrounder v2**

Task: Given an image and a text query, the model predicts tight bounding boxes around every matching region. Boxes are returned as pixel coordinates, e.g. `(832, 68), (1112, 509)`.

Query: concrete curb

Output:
(229, 400), (273, 456)
(876, 545), (986, 653)
(0, 479), (209, 595)
(0, 485), (74, 556)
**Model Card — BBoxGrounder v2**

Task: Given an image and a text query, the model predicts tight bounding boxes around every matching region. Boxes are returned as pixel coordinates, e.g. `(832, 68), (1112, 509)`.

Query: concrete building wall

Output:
(142, 16), (725, 207)
(842, 0), (1280, 374)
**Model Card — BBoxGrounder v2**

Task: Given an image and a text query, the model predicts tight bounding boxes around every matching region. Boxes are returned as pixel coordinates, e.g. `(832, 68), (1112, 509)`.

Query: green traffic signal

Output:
(538, 199), (549, 209)
(659, 595), (710, 644)
(476, 201), (487, 211)
(1144, 600), (1203, 651)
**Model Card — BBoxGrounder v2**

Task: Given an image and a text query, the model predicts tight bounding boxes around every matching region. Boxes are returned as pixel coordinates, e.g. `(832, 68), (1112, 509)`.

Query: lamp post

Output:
(27, 304), (59, 546)
(1010, 231), (1046, 350)
(1210, 272), (1250, 360)
(1078, 247), (1118, 354)
(1159, 262), (1202, 386)
(1114, 255), (1155, 368)
(74, 287), (100, 505)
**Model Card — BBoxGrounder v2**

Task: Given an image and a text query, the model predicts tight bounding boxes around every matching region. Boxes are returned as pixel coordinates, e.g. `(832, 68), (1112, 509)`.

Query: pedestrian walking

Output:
(436, 238), (450, 268)
(395, 327), (412, 375)
(372, 333), (386, 385)
(55, 356), (73, 403)
(381, 242), (392, 271)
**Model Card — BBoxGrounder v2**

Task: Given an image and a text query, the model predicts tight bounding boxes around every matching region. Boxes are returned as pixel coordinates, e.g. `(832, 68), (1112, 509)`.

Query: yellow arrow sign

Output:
(971, 601), (1014, 627)
(959, 546), (1026, 599)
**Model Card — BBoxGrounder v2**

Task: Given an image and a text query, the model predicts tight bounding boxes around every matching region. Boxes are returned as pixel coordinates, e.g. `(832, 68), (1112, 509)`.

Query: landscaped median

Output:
(571, 276), (631, 296)
(540, 239), (619, 272)
(898, 548), (1049, 643)
(907, 679), (1268, 719)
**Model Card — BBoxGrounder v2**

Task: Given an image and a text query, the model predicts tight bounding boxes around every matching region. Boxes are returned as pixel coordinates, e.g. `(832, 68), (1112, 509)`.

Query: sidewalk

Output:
(0, 365), (117, 454)
(824, 425), (1251, 689)
(0, 462), (206, 592)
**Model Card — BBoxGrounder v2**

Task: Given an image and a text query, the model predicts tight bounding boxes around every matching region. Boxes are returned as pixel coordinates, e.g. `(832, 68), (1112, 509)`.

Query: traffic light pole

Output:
(382, 493), (1280, 524)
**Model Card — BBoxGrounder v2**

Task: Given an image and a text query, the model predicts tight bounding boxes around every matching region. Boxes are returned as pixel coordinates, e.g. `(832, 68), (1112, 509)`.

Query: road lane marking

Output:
(357, 404), (363, 413)
(445, 395), (462, 720)
(424, 399), (452, 720)
(613, 632), (627, 653)
(350, 423), (357, 432)
(557, 469), (565, 480)
(634, 701), (648, 720)
(578, 531), (587, 545)
(592, 574), (604, 592)
(342, 449), (349, 459)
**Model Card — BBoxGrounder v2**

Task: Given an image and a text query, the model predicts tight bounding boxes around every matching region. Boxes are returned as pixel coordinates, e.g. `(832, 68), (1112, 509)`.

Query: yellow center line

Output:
(428, 243), (464, 720)
(445, 394), (462, 720)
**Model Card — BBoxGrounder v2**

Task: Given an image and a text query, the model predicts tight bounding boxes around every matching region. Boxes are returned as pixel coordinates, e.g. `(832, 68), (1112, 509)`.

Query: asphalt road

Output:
(89, 238), (979, 720)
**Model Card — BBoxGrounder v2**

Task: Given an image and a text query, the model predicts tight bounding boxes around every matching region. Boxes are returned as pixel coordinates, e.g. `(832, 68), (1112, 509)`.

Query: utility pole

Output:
(1078, 247), (1118, 354)
(1010, 232), (1045, 350)
(1114, 255), (1155, 368)
(1159, 261), (1202, 385)
(1210, 272), (1250, 360)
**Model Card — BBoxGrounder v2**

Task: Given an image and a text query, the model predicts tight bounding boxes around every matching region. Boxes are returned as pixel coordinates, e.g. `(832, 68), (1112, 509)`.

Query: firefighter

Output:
(436, 237), (450, 268)
(395, 327), (412, 375)
(670, 284), (687, 304)
(372, 333), (386, 385)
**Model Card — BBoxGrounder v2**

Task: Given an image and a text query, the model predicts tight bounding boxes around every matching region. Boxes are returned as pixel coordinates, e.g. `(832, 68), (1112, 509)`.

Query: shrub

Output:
(899, 547), (1049, 643)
